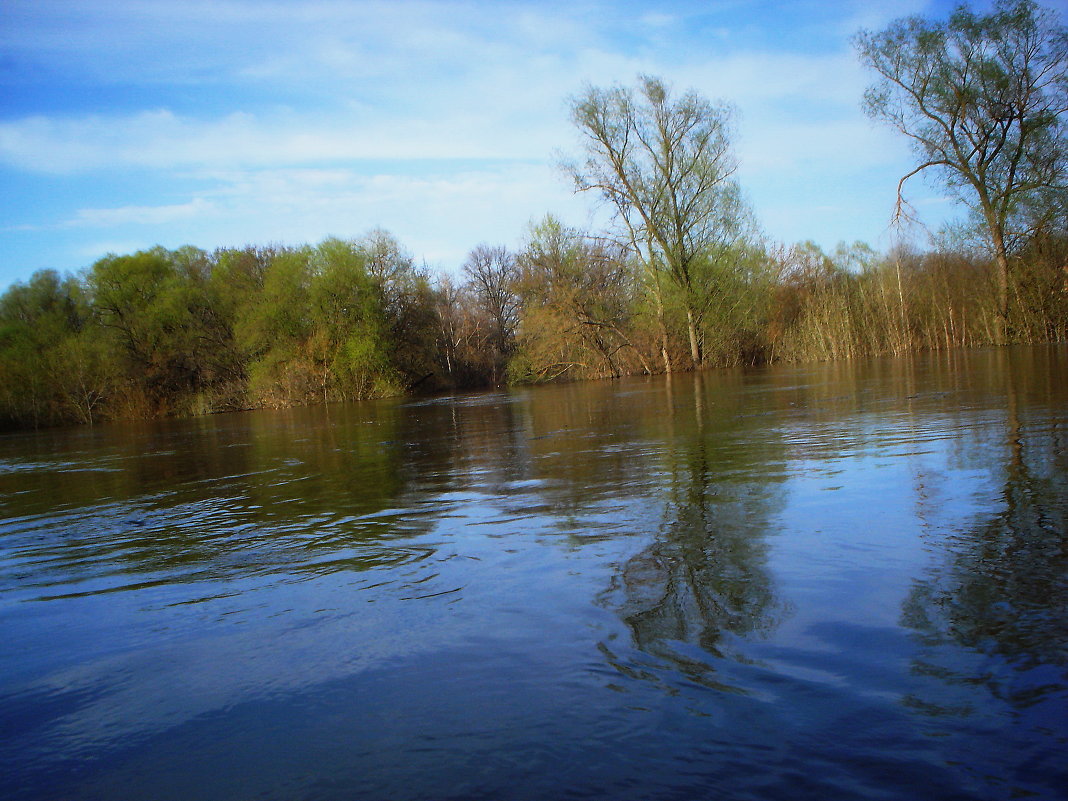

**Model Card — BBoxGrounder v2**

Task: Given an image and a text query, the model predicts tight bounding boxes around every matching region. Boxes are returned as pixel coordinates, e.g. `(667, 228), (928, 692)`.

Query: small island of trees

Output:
(1, 0), (1065, 430)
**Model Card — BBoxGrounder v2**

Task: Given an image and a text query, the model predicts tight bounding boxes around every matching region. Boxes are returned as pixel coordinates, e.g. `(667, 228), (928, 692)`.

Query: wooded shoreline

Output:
(1, 225), (1064, 431)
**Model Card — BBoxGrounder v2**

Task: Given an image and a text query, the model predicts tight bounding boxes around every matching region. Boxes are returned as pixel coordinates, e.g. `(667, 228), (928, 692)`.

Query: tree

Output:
(433, 274), (495, 387)
(855, 0), (1068, 342)
(236, 247), (315, 407)
(88, 249), (191, 414)
(0, 270), (94, 427)
(310, 237), (399, 401)
(356, 229), (441, 389)
(462, 244), (520, 383)
(512, 215), (650, 381)
(567, 75), (744, 369)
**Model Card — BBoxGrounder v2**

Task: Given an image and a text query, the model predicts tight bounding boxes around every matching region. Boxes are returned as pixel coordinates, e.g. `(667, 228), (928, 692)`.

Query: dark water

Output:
(1, 347), (1066, 801)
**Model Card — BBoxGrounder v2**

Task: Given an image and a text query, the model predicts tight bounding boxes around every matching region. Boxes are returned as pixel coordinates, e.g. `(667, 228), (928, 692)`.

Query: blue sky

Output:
(0, 0), (1047, 290)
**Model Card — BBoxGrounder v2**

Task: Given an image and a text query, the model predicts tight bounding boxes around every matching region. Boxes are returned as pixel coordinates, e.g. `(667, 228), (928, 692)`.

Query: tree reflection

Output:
(601, 371), (789, 683)
(901, 348), (1068, 708)
(0, 399), (457, 597)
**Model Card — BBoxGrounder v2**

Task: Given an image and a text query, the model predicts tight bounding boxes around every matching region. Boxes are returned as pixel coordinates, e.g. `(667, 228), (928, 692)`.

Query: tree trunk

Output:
(649, 277), (672, 374)
(993, 244), (1010, 346)
(686, 305), (702, 367)
(659, 315), (672, 374)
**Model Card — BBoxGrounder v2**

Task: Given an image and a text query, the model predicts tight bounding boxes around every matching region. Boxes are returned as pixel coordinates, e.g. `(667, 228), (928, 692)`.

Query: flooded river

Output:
(1, 346), (1066, 800)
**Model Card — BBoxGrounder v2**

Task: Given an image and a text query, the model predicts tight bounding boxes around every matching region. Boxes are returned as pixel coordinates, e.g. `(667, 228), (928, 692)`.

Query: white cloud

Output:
(39, 163), (590, 271)
(197, 162), (592, 267)
(62, 199), (215, 228)
(0, 108), (567, 174)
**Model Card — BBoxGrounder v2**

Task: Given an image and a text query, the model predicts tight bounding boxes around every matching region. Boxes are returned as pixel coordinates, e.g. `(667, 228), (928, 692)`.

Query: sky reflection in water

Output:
(1, 346), (1066, 800)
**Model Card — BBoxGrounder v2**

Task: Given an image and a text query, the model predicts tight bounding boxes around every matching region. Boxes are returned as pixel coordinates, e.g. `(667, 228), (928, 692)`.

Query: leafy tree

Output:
(512, 216), (650, 381)
(47, 331), (116, 425)
(566, 75), (745, 369)
(855, 0), (1068, 341)
(236, 247), (315, 407)
(202, 246), (280, 409)
(0, 270), (91, 426)
(356, 230), (441, 389)
(87, 247), (232, 416)
(310, 237), (399, 401)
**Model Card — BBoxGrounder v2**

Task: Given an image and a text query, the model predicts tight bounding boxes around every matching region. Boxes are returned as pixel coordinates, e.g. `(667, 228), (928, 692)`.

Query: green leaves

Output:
(567, 75), (751, 367)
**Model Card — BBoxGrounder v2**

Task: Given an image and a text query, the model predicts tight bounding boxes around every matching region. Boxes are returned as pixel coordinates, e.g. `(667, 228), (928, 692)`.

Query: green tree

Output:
(0, 270), (93, 426)
(88, 247), (226, 416)
(47, 331), (116, 425)
(236, 247), (315, 407)
(855, 0), (1068, 341)
(357, 230), (441, 389)
(567, 75), (746, 370)
(310, 237), (399, 401)
(512, 216), (650, 381)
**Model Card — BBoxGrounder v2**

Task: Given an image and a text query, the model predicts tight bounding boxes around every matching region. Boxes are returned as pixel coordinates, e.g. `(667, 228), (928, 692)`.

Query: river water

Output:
(1, 347), (1066, 800)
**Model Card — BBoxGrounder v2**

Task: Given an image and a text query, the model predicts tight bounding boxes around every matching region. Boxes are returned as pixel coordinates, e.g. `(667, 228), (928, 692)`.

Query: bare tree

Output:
(566, 75), (744, 369)
(462, 244), (520, 382)
(855, 0), (1068, 342)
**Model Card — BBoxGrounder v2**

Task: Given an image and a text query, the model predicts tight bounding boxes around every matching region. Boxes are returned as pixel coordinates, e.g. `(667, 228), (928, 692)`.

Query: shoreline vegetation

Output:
(1, 224), (1064, 431)
(2, 0), (1065, 431)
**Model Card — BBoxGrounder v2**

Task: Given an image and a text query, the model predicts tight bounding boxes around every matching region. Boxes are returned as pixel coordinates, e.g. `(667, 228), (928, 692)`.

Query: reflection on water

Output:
(1, 347), (1066, 801)
(601, 374), (788, 691)
(898, 351), (1068, 795)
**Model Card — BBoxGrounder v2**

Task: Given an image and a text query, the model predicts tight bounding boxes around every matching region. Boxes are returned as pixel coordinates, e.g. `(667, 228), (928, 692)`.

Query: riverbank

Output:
(2, 232), (1065, 431)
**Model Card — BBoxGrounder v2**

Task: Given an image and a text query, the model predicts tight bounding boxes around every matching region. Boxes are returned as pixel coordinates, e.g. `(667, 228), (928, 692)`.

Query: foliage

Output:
(0, 270), (107, 428)
(511, 216), (649, 382)
(855, 0), (1068, 339)
(567, 75), (751, 369)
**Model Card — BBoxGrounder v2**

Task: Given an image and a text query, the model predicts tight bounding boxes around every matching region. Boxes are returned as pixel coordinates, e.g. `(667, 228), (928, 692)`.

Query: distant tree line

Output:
(1, 0), (1065, 429)
(2, 220), (1064, 429)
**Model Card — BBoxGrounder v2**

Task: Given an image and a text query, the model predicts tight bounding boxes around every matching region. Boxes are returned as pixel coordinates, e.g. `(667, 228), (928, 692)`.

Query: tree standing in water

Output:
(567, 75), (744, 371)
(855, 0), (1068, 343)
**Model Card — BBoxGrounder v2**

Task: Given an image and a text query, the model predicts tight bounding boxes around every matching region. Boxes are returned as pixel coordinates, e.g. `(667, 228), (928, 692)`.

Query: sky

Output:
(0, 0), (1053, 291)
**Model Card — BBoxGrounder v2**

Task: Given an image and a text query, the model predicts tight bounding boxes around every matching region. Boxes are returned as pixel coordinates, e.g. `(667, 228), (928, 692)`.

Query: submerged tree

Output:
(568, 75), (751, 369)
(567, 75), (746, 370)
(855, 0), (1068, 342)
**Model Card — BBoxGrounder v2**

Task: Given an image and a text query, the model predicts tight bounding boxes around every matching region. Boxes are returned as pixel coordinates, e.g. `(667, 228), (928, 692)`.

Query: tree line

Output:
(1, 0), (1065, 429)
(3, 220), (1064, 429)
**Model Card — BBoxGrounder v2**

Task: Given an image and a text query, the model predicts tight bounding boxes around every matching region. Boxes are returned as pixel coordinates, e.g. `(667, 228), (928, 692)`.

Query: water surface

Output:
(2, 347), (1066, 800)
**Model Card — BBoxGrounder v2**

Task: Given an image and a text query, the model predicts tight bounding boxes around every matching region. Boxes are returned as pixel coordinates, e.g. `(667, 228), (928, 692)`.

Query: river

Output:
(1, 346), (1066, 800)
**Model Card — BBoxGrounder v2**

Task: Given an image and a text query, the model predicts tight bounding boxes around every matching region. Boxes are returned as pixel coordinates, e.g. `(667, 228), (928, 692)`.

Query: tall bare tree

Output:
(566, 75), (743, 370)
(462, 244), (520, 383)
(855, 0), (1068, 342)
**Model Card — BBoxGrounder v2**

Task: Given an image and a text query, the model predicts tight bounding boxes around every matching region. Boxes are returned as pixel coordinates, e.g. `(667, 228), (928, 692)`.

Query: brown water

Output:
(1, 346), (1066, 800)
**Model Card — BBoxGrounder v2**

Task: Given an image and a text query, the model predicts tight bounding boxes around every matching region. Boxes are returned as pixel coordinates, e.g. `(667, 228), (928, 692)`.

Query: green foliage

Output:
(0, 270), (108, 428)
(0, 231), (447, 427)
(310, 237), (399, 401)
(855, 0), (1068, 337)
(511, 216), (649, 382)
(567, 75), (753, 368)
